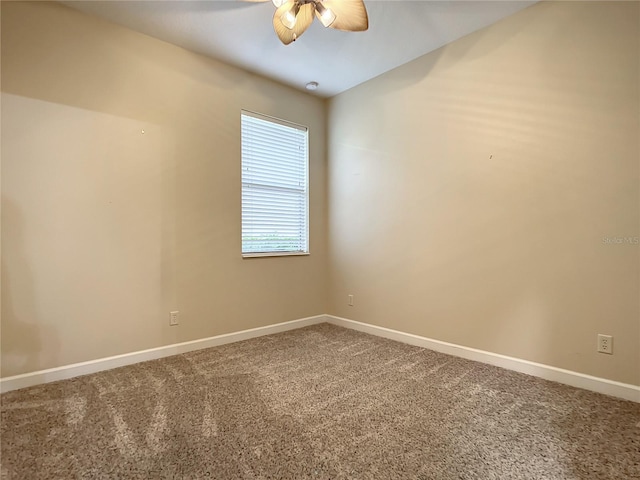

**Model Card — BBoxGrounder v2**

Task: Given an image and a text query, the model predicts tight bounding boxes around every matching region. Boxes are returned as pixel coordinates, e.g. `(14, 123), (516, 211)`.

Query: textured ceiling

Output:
(65, 1), (536, 97)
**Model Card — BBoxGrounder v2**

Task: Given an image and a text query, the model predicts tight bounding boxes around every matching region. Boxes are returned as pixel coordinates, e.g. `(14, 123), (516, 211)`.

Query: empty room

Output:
(1, 0), (638, 478)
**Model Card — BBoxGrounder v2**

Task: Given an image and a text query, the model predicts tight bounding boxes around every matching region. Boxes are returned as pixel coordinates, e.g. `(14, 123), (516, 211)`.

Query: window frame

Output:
(240, 110), (310, 258)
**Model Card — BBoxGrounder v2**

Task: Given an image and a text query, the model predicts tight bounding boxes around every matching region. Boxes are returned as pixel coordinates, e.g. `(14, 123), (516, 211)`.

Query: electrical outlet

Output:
(348, 294), (354, 306)
(170, 311), (179, 326)
(597, 334), (612, 354)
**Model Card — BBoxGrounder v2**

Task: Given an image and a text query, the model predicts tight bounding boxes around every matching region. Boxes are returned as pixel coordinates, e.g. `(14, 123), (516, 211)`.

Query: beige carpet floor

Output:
(1, 323), (639, 479)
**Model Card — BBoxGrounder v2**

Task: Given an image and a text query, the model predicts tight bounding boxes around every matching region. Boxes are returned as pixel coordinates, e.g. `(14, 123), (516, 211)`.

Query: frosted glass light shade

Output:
(315, 2), (336, 28)
(280, 3), (300, 29)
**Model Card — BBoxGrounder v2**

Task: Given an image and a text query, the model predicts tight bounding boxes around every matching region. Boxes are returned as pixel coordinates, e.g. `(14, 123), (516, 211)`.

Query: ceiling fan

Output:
(249, 0), (369, 45)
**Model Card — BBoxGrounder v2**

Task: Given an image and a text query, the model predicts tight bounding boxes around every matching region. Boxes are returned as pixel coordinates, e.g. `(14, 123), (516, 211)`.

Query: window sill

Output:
(242, 252), (310, 259)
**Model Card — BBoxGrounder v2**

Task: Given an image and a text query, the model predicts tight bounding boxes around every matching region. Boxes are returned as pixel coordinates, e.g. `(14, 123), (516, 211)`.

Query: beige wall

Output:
(327, 1), (639, 385)
(2, 1), (638, 388)
(1, 1), (327, 377)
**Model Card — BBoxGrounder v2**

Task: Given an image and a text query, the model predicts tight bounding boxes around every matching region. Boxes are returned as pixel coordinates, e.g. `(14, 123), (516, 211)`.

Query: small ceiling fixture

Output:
(305, 81), (319, 90)
(249, 0), (368, 45)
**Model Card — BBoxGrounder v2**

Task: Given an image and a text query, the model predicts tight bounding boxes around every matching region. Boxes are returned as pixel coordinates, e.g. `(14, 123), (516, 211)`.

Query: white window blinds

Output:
(241, 111), (309, 256)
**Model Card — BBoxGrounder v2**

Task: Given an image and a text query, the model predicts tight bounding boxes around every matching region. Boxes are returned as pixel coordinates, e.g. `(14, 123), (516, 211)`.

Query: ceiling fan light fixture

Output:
(271, 0), (286, 7)
(280, 2), (300, 30)
(269, 0), (368, 45)
(315, 2), (336, 28)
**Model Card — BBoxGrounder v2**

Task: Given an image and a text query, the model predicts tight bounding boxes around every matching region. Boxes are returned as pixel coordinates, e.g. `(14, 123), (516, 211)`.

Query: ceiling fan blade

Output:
(273, 2), (314, 45)
(320, 0), (368, 32)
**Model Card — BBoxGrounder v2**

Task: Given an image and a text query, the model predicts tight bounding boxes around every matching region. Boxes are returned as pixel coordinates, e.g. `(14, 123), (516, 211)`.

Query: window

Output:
(241, 111), (309, 257)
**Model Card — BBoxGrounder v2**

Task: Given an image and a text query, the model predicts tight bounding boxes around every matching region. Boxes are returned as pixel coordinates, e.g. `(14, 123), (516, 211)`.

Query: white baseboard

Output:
(0, 315), (326, 393)
(3, 314), (638, 403)
(326, 315), (640, 403)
